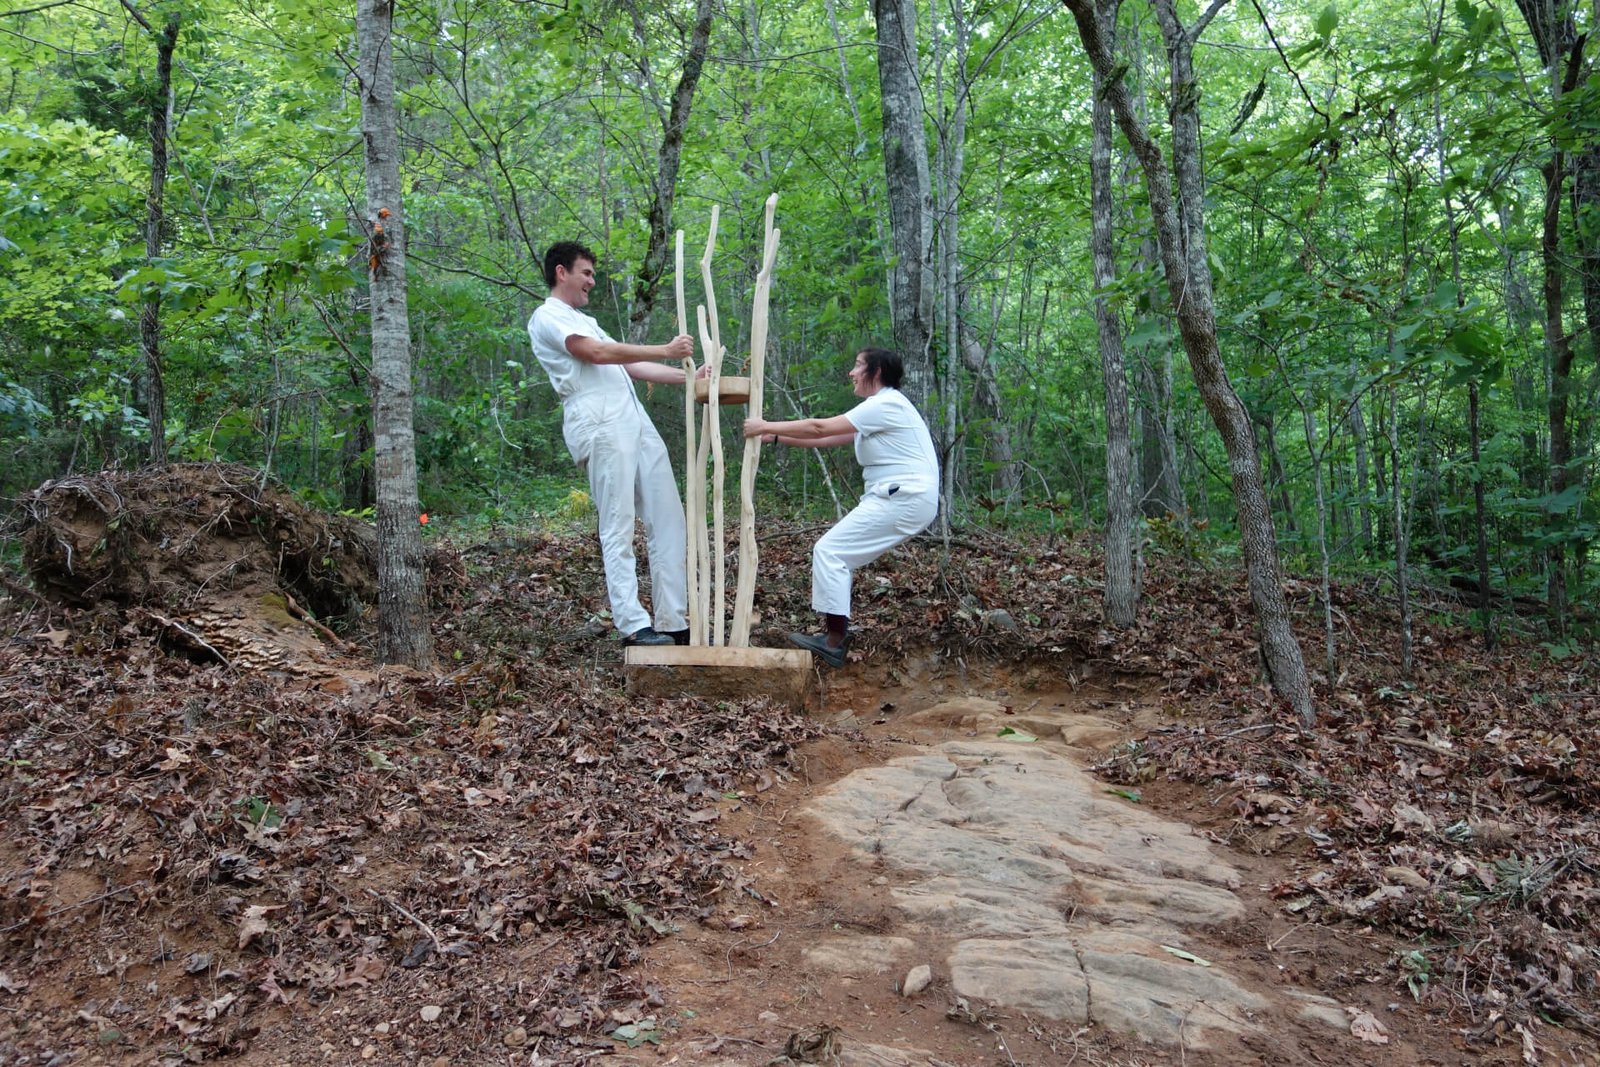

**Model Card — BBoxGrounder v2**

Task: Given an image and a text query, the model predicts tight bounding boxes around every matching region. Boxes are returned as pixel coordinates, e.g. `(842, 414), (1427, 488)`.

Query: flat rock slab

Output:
(805, 711), (1344, 1049)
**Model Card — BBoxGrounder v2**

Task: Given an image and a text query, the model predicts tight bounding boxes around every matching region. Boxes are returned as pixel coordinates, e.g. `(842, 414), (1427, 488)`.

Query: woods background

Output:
(1, 0), (1595, 650)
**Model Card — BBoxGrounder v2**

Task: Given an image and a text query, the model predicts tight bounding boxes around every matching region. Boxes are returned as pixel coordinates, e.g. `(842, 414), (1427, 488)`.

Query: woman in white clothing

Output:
(743, 347), (939, 667)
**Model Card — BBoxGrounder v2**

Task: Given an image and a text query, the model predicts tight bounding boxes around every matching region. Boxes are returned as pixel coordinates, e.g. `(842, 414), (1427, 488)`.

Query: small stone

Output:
(871, 876), (888, 886)
(374, 1022), (390, 1034)
(758, 1011), (781, 1024)
(902, 964), (933, 997)
(518, 921), (536, 937)
(503, 1026), (528, 1049)
(420, 1005), (442, 1023)
(429, 1058), (451, 1067)
(319, 1044), (335, 1056)
(361, 1045), (377, 1060)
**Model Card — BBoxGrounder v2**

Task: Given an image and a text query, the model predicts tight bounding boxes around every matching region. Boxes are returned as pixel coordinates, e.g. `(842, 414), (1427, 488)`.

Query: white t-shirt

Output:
(845, 388), (939, 493)
(526, 296), (633, 402)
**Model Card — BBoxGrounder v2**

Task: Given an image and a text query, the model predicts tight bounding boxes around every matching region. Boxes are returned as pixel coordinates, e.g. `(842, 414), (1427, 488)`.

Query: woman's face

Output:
(848, 352), (878, 397)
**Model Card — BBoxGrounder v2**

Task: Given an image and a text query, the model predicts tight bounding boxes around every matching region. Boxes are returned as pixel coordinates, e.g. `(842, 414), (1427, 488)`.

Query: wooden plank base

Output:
(624, 645), (814, 710)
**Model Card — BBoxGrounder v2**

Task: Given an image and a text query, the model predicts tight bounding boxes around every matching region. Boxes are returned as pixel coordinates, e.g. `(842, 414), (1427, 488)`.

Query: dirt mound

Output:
(17, 464), (377, 670)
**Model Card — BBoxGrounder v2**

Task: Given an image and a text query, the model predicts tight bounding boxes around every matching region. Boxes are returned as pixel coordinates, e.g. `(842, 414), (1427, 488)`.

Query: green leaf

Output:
(1161, 945), (1213, 967)
(610, 1020), (661, 1048)
(997, 726), (1037, 742)
(1315, 4), (1339, 41)
(1106, 788), (1142, 803)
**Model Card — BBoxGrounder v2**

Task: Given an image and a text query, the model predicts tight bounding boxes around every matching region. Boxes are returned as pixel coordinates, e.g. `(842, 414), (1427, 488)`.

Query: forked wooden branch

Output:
(676, 230), (704, 646)
(698, 208), (727, 646)
(732, 195), (780, 647)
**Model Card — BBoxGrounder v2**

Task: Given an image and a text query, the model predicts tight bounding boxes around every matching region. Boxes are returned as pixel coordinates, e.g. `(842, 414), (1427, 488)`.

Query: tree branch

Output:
(1247, 0), (1330, 125)
(0, 0), (81, 17)
(115, 0), (152, 34)
(1191, 0), (1233, 43)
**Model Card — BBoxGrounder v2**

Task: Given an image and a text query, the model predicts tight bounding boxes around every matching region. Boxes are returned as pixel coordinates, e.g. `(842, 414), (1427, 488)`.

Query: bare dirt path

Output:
(631, 663), (1545, 1067)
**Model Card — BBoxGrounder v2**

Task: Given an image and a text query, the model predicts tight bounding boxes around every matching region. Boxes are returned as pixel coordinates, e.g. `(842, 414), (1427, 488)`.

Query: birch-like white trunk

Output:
(356, 0), (434, 668)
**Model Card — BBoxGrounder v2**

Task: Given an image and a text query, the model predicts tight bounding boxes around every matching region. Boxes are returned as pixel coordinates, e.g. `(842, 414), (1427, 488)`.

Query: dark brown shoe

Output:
(788, 631), (849, 668)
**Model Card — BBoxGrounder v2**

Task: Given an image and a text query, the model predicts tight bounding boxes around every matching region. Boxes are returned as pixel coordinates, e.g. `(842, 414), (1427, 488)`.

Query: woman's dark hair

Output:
(858, 347), (903, 389)
(543, 241), (597, 288)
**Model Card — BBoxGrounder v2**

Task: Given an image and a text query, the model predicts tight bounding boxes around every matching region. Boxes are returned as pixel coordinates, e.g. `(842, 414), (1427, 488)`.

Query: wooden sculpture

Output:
(731, 196), (779, 646)
(627, 198), (810, 709)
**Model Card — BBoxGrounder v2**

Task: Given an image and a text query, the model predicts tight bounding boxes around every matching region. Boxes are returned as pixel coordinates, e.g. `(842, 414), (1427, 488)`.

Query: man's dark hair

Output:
(859, 347), (904, 389)
(543, 241), (597, 288)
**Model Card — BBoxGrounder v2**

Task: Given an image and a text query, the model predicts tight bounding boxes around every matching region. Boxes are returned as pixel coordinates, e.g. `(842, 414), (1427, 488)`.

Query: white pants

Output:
(812, 483), (937, 617)
(563, 391), (688, 636)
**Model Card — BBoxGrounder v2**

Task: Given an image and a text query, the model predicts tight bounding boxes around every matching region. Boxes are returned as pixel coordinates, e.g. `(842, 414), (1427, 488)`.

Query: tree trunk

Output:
(1388, 380), (1414, 677)
(356, 0), (434, 669)
(1136, 331), (1184, 518)
(933, 0), (970, 535)
(1542, 151), (1575, 634)
(1346, 394), (1373, 553)
(1258, 410), (1299, 538)
(1514, 0), (1586, 636)
(872, 0), (935, 412)
(1090, 60), (1137, 628)
(1065, 0), (1314, 724)
(139, 17), (178, 466)
(627, 0), (715, 342)
(958, 323), (1021, 494)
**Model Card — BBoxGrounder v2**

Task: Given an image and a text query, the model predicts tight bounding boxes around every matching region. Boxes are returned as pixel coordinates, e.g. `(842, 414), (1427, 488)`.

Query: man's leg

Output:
(586, 423), (651, 637)
(634, 419), (688, 632)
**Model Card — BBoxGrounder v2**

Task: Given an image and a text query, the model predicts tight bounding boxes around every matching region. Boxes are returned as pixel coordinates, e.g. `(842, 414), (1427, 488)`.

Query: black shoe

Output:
(666, 628), (691, 646)
(624, 627), (676, 647)
(788, 631), (850, 668)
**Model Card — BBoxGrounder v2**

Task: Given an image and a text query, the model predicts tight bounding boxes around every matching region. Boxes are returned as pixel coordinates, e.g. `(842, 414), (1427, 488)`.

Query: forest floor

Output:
(2, 465), (1598, 1066)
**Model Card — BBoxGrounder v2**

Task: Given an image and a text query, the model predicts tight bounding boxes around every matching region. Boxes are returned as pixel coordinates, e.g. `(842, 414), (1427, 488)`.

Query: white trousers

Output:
(812, 483), (937, 617)
(562, 391), (688, 636)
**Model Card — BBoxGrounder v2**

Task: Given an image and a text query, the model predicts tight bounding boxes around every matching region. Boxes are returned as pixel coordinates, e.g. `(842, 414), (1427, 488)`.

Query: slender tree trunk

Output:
(356, 0), (434, 669)
(628, 0), (715, 341)
(1136, 329), (1184, 518)
(1429, 18), (1495, 648)
(139, 17), (178, 466)
(872, 0), (935, 411)
(1065, 0), (1314, 724)
(825, 0), (892, 263)
(1346, 394), (1373, 553)
(1542, 152), (1576, 635)
(1090, 57), (1137, 627)
(957, 323), (1020, 494)
(932, 0), (971, 534)
(1275, 345), (1335, 679)
(1258, 410), (1299, 538)
(1515, 0), (1586, 636)
(1388, 379), (1414, 677)
(1575, 143), (1600, 361)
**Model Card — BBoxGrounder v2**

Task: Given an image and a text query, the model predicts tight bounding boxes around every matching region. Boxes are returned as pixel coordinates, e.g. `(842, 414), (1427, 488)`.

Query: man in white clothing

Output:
(528, 241), (698, 646)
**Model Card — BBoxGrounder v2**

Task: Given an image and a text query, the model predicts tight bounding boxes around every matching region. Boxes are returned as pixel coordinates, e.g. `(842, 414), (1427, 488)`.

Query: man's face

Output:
(555, 257), (597, 307)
